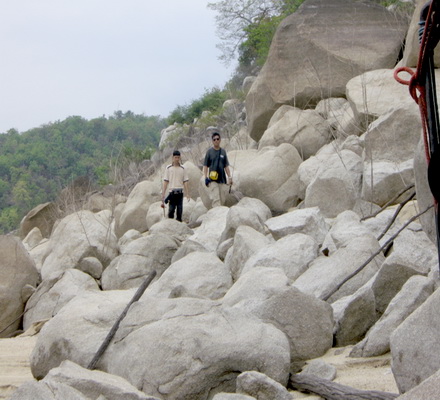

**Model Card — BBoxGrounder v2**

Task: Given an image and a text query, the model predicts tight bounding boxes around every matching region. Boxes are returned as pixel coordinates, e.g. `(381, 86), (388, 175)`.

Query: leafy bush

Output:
(167, 87), (228, 125)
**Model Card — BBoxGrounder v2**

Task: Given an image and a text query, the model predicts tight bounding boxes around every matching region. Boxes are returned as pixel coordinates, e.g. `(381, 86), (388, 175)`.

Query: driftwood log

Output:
(289, 373), (399, 400)
(87, 270), (157, 370)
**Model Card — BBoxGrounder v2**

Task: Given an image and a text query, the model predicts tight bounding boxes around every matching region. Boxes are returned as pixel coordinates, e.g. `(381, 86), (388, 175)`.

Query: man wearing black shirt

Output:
(203, 131), (232, 207)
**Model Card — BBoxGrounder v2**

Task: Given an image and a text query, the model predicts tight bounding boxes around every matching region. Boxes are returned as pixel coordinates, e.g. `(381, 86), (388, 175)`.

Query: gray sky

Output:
(0, 1), (235, 133)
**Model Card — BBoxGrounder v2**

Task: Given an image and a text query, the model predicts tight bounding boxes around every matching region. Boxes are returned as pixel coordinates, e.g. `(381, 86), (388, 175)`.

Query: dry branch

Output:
(88, 270), (157, 370)
(322, 204), (434, 301)
(361, 184), (415, 221)
(377, 189), (416, 241)
(290, 373), (399, 400)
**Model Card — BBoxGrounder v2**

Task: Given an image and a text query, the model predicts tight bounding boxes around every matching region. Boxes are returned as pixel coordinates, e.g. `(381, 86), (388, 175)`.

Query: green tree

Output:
(0, 207), (20, 233)
(208, 0), (304, 67)
(12, 180), (32, 212)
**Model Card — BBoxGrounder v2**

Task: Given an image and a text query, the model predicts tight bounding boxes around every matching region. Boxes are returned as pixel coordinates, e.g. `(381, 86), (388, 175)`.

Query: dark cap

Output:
(173, 150), (181, 156)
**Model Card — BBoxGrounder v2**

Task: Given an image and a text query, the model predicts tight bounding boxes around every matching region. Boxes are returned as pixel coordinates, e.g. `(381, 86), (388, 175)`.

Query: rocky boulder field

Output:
(3, 0), (440, 399)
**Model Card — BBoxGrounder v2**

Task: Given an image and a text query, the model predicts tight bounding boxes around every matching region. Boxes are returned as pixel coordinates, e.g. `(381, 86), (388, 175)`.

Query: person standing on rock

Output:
(203, 131), (232, 207)
(162, 150), (190, 222)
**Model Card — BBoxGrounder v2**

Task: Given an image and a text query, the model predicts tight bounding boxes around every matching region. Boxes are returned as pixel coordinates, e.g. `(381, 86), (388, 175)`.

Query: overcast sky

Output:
(0, 1), (235, 133)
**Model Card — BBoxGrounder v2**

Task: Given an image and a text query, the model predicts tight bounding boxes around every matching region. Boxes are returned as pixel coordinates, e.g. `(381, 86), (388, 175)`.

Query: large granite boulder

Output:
(241, 233), (319, 282)
(225, 225), (273, 282)
(361, 103), (421, 206)
(304, 149), (363, 217)
(370, 228), (436, 315)
(315, 98), (362, 138)
(265, 206), (328, 245)
(30, 290), (135, 379)
(100, 298), (291, 400)
(391, 287), (440, 393)
(395, 368), (440, 400)
(101, 233), (178, 290)
(183, 160), (203, 201)
(188, 206), (229, 252)
(146, 251), (233, 300)
(148, 218), (194, 243)
(322, 210), (373, 254)
(246, 0), (408, 141)
(332, 285), (377, 347)
(23, 269), (100, 331)
(258, 106), (332, 160)
(12, 360), (158, 400)
(293, 235), (384, 302)
(219, 203), (267, 244)
(223, 267), (333, 372)
(20, 202), (58, 239)
(236, 144), (303, 213)
(40, 210), (118, 280)
(346, 69), (415, 126)
(351, 275), (434, 358)
(236, 371), (292, 400)
(0, 235), (39, 337)
(114, 180), (160, 237)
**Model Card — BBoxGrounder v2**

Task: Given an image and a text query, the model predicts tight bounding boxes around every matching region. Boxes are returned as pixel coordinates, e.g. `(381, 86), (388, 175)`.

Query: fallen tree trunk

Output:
(289, 373), (399, 400)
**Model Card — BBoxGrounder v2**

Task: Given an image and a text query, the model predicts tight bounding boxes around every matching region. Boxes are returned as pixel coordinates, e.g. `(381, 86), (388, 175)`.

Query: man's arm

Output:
(162, 181), (169, 202)
(225, 166), (232, 185)
(184, 181), (190, 201)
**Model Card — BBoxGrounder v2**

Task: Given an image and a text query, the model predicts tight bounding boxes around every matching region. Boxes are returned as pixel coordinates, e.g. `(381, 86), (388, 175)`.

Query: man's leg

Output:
(176, 193), (183, 222)
(168, 194), (176, 219)
(209, 182), (221, 207)
(219, 183), (229, 206)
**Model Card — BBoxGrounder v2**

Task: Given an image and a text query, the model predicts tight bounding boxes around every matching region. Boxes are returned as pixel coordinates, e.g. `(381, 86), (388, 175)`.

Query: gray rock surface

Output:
(352, 275), (434, 357)
(391, 287), (440, 393)
(246, 0), (408, 140)
(0, 235), (39, 337)
(146, 251), (233, 300)
(23, 269), (100, 330)
(101, 233), (178, 290)
(41, 210), (118, 280)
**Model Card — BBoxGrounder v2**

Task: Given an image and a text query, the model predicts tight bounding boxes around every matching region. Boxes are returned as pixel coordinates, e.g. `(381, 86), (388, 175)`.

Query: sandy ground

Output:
(0, 335), (399, 400)
(0, 335), (37, 400)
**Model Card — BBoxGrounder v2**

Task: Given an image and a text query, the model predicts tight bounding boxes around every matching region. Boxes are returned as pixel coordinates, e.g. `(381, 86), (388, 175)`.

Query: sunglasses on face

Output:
(213, 138), (220, 141)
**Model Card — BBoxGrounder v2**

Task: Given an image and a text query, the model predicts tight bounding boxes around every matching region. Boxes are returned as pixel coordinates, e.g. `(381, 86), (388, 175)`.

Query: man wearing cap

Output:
(203, 131), (232, 207)
(162, 150), (190, 222)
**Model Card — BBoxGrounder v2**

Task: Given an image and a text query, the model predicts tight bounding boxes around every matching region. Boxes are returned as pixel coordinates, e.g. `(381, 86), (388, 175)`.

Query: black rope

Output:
(419, 1), (440, 273)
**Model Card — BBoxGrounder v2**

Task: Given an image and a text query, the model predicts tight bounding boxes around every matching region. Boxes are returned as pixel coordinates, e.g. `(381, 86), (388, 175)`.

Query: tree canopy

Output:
(0, 111), (165, 234)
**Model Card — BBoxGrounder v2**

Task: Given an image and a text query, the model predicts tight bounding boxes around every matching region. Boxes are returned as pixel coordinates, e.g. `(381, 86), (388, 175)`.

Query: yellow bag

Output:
(209, 171), (218, 181)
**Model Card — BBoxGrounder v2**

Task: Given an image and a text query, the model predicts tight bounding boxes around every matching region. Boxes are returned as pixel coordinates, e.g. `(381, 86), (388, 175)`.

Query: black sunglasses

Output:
(213, 138), (220, 141)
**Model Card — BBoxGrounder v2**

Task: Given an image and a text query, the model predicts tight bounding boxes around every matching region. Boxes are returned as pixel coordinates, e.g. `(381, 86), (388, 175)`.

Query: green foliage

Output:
(239, 16), (281, 67)
(0, 111), (165, 233)
(0, 207), (19, 234)
(167, 87), (228, 125)
(239, 0), (304, 68)
(209, 0), (305, 69)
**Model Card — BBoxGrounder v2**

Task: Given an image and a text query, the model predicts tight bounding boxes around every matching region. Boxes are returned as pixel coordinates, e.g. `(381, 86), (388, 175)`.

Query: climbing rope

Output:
(394, 0), (440, 271)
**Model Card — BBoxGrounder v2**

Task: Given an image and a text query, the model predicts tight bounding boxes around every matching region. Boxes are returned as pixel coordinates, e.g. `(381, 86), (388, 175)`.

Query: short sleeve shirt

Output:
(164, 164), (188, 190)
(203, 148), (229, 184)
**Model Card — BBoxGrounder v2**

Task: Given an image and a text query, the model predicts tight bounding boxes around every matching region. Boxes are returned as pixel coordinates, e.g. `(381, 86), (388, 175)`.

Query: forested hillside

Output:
(0, 111), (165, 233)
